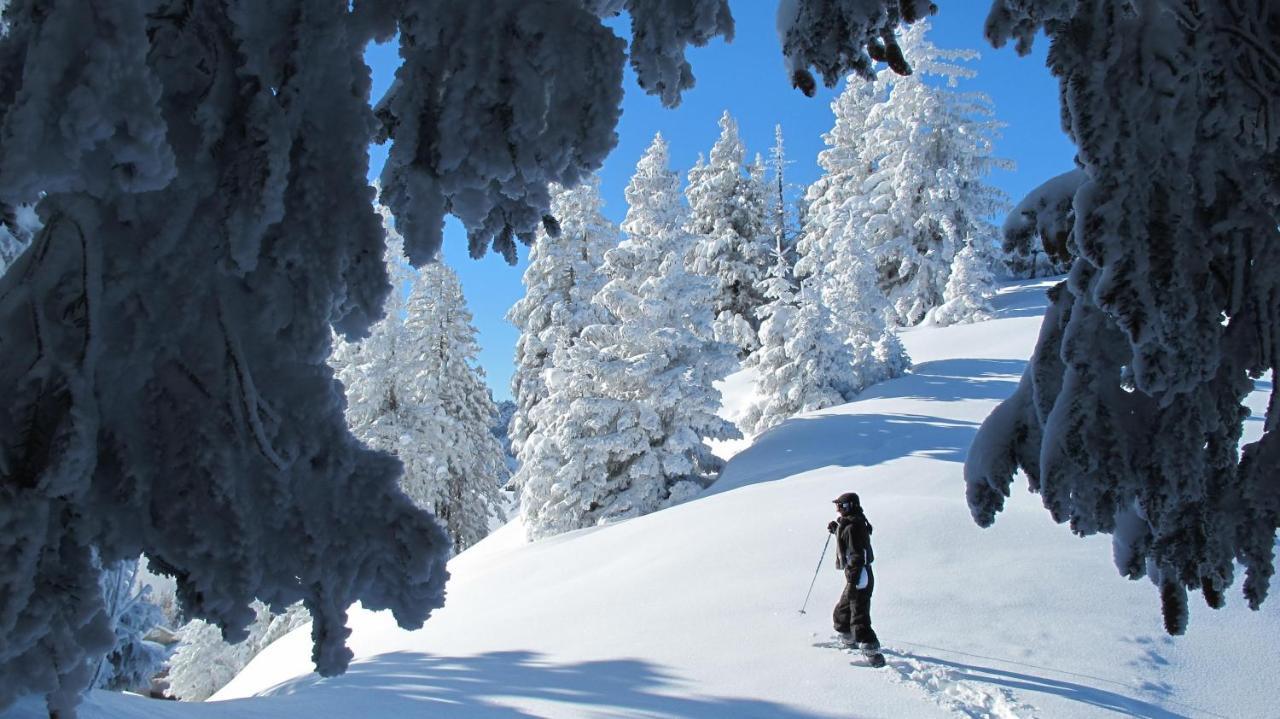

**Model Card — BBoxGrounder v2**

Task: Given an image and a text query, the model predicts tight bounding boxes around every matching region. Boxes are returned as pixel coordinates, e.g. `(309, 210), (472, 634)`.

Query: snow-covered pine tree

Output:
(926, 240), (998, 327)
(742, 249), (862, 435)
(765, 125), (800, 272)
(797, 74), (885, 319)
(491, 399), (519, 474)
(1001, 168), (1085, 278)
(0, 2), (924, 712)
(844, 22), (1008, 326)
(330, 202), (455, 536)
(167, 601), (310, 702)
(405, 263), (508, 553)
(521, 135), (740, 539)
(685, 111), (771, 355)
(967, 0), (1280, 634)
(334, 229), (507, 555)
(507, 178), (618, 479)
(330, 202), (418, 451)
(798, 78), (909, 390)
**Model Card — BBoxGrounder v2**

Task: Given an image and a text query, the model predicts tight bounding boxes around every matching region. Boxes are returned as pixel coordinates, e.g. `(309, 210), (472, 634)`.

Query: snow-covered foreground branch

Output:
(0, 2), (932, 715)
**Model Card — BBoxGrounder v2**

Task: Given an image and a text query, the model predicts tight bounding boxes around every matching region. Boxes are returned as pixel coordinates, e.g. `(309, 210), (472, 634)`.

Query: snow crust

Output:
(21, 277), (1279, 719)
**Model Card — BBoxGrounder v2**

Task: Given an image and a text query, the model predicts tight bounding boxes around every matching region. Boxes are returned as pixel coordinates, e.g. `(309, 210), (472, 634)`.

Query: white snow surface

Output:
(18, 278), (1279, 719)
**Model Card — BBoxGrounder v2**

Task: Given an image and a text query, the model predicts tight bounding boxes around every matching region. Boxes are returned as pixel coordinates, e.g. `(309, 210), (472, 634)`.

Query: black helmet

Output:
(832, 492), (860, 511)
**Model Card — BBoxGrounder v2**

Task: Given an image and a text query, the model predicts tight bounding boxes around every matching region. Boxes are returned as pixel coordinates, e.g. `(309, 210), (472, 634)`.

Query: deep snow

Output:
(12, 278), (1278, 719)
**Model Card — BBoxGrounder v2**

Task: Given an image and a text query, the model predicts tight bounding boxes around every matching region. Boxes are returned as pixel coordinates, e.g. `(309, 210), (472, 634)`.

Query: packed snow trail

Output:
(12, 278), (1277, 719)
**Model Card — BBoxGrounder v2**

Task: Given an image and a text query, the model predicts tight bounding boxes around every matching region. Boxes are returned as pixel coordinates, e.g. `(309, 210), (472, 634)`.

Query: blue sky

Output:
(364, 4), (1075, 402)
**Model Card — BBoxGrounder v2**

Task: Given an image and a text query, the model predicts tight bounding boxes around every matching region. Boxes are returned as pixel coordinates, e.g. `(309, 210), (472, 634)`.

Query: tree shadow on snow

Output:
(712, 412), (980, 495)
(709, 359), (1031, 495)
(232, 650), (828, 718)
(857, 359), (1025, 403)
(884, 649), (1215, 719)
(989, 278), (1058, 319)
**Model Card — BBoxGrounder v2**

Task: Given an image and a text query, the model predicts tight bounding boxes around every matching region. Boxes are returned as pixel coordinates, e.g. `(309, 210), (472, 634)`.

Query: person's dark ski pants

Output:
(833, 566), (879, 645)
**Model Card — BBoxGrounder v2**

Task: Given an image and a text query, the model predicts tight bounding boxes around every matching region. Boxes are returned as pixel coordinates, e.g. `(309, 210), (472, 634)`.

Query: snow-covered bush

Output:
(967, 0), (1280, 634)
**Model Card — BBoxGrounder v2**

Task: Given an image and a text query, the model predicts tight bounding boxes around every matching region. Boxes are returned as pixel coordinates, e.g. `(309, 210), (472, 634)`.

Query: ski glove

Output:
(827, 521), (838, 534)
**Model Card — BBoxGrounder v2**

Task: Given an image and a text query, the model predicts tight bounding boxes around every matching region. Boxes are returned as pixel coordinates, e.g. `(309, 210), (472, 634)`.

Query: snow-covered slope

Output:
(17, 278), (1279, 719)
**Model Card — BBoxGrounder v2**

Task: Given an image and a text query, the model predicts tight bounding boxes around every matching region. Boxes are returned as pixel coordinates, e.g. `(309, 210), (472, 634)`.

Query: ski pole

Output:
(799, 532), (833, 614)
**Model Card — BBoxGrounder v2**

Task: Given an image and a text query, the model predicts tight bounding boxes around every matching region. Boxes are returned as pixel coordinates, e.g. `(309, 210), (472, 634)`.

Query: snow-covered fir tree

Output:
(843, 22), (1008, 326)
(167, 602), (310, 702)
(405, 263), (509, 553)
(1001, 168), (1085, 278)
(685, 111), (771, 355)
(333, 223), (507, 555)
(798, 75), (883, 292)
(797, 78), (909, 392)
(507, 178), (618, 480)
(491, 399), (519, 474)
(765, 125), (800, 272)
(926, 240), (998, 326)
(520, 135), (740, 539)
(0, 1), (926, 712)
(967, 0), (1280, 634)
(742, 250), (862, 435)
(330, 202), (419, 460)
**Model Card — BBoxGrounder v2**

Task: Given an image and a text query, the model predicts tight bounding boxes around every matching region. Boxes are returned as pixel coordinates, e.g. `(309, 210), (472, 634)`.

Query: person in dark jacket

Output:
(827, 492), (879, 650)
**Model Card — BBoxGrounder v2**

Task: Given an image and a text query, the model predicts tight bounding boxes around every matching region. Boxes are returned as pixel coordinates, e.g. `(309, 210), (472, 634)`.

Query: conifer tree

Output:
(406, 263), (509, 553)
(927, 241), (998, 326)
(968, 0), (1280, 634)
(743, 250), (861, 435)
(765, 125), (799, 271)
(332, 206), (506, 554)
(508, 179), (618, 476)
(685, 111), (771, 355)
(521, 136), (739, 538)
(0, 3), (924, 712)
(799, 79), (908, 390)
(850, 22), (1009, 326)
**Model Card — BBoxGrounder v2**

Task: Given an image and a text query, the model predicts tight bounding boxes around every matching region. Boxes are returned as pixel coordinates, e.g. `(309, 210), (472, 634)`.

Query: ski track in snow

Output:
(884, 650), (1039, 719)
(814, 640), (1038, 719)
